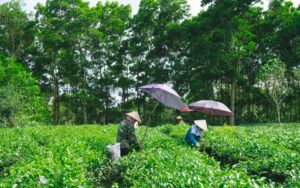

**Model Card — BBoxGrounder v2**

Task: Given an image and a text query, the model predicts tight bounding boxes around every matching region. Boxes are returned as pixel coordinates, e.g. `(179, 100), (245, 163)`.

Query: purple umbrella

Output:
(139, 83), (189, 149)
(189, 100), (233, 116)
(140, 84), (188, 111)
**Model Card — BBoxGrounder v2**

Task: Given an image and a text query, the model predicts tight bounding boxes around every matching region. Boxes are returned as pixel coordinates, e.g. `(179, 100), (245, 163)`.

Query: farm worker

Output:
(184, 120), (208, 147)
(176, 116), (185, 125)
(117, 111), (142, 156)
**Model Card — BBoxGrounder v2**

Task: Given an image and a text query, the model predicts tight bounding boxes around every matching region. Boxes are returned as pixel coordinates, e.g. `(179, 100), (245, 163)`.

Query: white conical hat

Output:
(176, 116), (183, 120)
(194, 120), (208, 131)
(126, 111), (141, 123)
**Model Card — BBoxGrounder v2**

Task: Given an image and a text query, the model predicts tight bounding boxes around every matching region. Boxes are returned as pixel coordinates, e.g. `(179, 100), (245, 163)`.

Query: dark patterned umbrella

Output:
(189, 100), (233, 116)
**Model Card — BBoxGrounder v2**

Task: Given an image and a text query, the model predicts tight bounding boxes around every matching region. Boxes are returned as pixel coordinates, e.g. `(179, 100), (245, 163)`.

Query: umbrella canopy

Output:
(140, 84), (188, 111)
(189, 100), (233, 116)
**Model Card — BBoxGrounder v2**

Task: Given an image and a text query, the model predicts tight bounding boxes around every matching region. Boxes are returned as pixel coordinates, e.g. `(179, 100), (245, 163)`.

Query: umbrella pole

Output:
(140, 102), (159, 149)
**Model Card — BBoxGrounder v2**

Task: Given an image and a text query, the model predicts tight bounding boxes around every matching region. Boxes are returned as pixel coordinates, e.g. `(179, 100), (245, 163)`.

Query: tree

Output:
(0, 0), (35, 61)
(256, 58), (289, 125)
(34, 0), (67, 124)
(127, 0), (190, 121)
(88, 2), (131, 124)
(255, 0), (300, 122)
(0, 54), (49, 127)
(63, 0), (91, 124)
(34, 0), (91, 124)
(180, 0), (260, 124)
(2, 0), (300, 125)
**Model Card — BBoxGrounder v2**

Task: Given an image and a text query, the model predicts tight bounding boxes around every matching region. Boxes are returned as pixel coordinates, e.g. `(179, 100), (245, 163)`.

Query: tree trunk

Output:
(230, 80), (236, 125)
(250, 89), (254, 123)
(79, 44), (88, 124)
(236, 85), (240, 124)
(104, 95), (109, 125)
(53, 76), (59, 125)
(83, 96), (87, 124)
(121, 87), (126, 114)
(276, 102), (281, 125)
(83, 78), (88, 124)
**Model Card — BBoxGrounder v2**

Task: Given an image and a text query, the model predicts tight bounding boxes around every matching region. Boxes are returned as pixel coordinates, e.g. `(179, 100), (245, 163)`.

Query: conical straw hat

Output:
(176, 116), (183, 120)
(194, 120), (208, 131)
(126, 111), (141, 123)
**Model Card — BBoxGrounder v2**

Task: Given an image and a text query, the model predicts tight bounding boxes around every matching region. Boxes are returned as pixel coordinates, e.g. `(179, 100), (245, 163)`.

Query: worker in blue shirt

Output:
(184, 120), (208, 147)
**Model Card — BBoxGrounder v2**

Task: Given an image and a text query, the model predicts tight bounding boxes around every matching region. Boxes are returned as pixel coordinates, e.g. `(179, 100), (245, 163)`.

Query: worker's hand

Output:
(134, 121), (139, 129)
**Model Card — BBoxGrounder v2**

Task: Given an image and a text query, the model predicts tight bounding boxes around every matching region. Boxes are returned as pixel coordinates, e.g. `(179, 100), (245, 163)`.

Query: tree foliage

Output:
(0, 54), (49, 127)
(0, 0), (299, 125)
(256, 58), (290, 124)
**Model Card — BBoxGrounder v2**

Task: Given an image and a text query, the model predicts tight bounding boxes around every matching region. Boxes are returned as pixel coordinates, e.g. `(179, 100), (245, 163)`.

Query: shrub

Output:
(113, 128), (269, 187)
(0, 55), (49, 127)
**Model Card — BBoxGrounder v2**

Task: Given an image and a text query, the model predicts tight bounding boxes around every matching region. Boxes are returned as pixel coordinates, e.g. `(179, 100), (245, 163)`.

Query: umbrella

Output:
(140, 83), (188, 112)
(139, 83), (189, 149)
(189, 100), (233, 116)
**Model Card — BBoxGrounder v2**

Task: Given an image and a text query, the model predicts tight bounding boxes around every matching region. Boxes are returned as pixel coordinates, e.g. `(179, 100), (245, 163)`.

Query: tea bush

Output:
(113, 128), (270, 187)
(0, 125), (117, 187)
(157, 124), (300, 186)
(201, 124), (300, 185)
(1, 123), (299, 187)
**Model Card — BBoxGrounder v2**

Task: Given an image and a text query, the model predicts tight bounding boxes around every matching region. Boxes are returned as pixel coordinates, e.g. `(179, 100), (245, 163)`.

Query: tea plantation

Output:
(0, 124), (299, 187)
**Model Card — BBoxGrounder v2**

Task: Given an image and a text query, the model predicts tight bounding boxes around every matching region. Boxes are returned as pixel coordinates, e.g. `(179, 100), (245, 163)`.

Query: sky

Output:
(0, 0), (299, 16)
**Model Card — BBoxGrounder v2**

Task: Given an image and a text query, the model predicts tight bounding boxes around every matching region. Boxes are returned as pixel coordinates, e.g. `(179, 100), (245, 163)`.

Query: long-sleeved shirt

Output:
(116, 119), (140, 151)
(184, 125), (204, 146)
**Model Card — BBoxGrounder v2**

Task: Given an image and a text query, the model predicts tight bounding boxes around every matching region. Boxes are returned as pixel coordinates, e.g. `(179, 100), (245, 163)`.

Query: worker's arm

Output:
(127, 124), (141, 150)
(199, 131), (204, 138)
(187, 129), (199, 146)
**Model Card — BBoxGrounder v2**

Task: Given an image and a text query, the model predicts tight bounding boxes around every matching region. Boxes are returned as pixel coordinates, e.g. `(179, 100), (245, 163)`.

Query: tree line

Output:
(0, 0), (299, 126)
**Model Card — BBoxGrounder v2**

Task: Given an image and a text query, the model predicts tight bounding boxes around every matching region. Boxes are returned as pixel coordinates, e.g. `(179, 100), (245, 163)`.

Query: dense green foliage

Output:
(256, 58), (290, 124)
(0, 54), (49, 127)
(0, 0), (299, 125)
(1, 124), (299, 187)
(202, 124), (300, 186)
(113, 129), (269, 187)
(0, 125), (116, 187)
(1, 0), (299, 186)
(159, 124), (300, 187)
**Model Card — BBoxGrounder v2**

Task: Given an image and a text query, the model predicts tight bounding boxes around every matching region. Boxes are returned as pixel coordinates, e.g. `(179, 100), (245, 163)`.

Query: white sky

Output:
(0, 0), (299, 16)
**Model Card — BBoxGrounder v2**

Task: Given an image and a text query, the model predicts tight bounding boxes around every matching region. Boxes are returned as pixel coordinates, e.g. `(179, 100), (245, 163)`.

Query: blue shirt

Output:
(184, 125), (204, 146)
